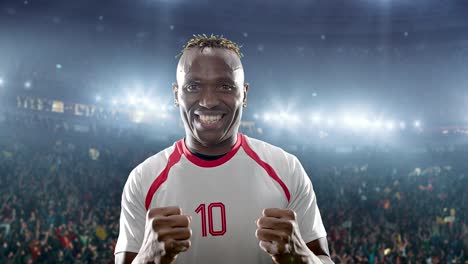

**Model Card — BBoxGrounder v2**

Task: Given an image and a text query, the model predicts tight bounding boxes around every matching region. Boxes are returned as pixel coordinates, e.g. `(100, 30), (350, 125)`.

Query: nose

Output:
(198, 88), (219, 109)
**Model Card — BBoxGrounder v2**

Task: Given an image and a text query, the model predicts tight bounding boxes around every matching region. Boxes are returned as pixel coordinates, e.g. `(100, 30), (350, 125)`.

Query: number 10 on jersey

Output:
(195, 202), (226, 237)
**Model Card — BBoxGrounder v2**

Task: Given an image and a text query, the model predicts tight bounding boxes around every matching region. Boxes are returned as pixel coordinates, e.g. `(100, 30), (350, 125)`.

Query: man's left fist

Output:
(255, 208), (313, 264)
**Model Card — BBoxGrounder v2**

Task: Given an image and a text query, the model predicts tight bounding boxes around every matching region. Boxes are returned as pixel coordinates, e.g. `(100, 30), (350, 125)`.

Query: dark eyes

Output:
(221, 84), (235, 91)
(185, 84), (199, 92)
(184, 84), (236, 92)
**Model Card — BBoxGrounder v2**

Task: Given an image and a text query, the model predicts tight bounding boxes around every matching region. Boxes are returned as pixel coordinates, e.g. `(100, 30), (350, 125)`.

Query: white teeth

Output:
(199, 115), (222, 123)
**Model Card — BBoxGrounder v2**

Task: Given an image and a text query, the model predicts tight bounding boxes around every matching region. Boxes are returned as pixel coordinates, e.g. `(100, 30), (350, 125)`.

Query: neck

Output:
(185, 133), (238, 156)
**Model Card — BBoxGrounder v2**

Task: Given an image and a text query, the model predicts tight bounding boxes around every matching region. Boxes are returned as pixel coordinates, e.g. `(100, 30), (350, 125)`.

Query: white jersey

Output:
(115, 133), (327, 263)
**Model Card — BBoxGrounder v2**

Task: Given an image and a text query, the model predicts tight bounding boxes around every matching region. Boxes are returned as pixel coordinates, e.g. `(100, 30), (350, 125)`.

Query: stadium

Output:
(0, 0), (467, 263)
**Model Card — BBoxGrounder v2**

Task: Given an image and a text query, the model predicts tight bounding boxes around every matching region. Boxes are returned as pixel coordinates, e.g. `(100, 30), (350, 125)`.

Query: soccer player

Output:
(115, 34), (333, 264)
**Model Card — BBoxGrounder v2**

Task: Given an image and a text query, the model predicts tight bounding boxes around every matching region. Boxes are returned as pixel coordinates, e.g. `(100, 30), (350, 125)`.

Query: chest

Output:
(150, 160), (286, 263)
(151, 158), (287, 211)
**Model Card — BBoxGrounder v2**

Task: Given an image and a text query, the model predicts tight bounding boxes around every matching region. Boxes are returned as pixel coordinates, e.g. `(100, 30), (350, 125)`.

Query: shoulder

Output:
(140, 143), (179, 175)
(242, 135), (299, 170)
(126, 143), (180, 192)
(244, 136), (311, 197)
(242, 135), (305, 197)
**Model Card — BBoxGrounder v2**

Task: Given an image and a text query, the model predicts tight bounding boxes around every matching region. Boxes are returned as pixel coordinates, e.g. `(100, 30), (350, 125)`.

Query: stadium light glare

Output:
(128, 95), (137, 105)
(156, 111), (168, 119)
(253, 113), (260, 120)
(135, 111), (145, 122)
(327, 119), (335, 126)
(311, 113), (321, 124)
(373, 120), (383, 129)
(95, 95), (102, 102)
(279, 111), (288, 120)
(24, 81), (32, 89)
(290, 114), (300, 123)
(111, 98), (118, 105)
(414, 120), (421, 128)
(263, 113), (272, 122)
(399, 121), (406, 130)
(343, 115), (365, 128)
(0, 77), (4, 86)
(142, 98), (150, 106)
(342, 115), (353, 126)
(357, 117), (370, 128)
(386, 121), (395, 130)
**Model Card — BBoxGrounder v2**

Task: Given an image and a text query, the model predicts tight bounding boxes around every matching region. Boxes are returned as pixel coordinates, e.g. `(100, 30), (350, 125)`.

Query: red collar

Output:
(176, 133), (244, 168)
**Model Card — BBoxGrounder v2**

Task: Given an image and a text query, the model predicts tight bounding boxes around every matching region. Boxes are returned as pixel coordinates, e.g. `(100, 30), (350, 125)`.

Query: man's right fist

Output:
(133, 206), (192, 264)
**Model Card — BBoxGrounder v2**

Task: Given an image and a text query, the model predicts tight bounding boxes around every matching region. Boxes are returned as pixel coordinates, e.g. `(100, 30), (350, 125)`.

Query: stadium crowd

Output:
(0, 116), (467, 263)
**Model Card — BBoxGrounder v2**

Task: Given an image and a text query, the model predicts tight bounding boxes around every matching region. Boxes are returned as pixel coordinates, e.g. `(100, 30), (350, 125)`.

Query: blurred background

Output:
(0, 0), (467, 263)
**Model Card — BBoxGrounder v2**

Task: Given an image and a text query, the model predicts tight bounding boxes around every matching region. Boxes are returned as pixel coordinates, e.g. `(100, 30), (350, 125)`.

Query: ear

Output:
(172, 82), (179, 105)
(243, 82), (249, 103)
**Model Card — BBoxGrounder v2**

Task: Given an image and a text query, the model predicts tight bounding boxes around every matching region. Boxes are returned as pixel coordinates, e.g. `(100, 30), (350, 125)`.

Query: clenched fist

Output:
(133, 206), (192, 264)
(256, 208), (314, 264)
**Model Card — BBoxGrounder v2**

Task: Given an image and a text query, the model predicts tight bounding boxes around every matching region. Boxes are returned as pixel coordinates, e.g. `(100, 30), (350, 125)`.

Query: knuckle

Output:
(258, 217), (266, 226)
(151, 217), (165, 230)
(285, 220), (294, 234)
(182, 228), (192, 239)
(151, 218), (159, 231)
(174, 207), (182, 215)
(152, 207), (166, 217)
(182, 215), (191, 226)
(255, 228), (261, 238)
(286, 209), (296, 219)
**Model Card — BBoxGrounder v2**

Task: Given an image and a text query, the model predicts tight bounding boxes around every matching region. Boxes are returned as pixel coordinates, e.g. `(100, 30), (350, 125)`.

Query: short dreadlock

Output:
(176, 34), (244, 59)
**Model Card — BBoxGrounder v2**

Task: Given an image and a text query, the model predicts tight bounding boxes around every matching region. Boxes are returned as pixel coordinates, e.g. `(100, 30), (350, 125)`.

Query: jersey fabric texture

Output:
(115, 133), (327, 263)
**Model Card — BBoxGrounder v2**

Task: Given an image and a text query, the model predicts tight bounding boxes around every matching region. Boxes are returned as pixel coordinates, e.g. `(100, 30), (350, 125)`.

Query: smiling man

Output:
(115, 34), (333, 264)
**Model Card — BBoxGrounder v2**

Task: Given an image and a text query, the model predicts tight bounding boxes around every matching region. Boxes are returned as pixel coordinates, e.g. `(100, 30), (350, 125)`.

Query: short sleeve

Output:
(287, 156), (327, 243)
(115, 165), (146, 254)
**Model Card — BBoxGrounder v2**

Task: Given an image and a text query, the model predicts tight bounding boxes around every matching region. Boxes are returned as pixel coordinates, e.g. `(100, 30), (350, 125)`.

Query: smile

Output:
(194, 114), (226, 129)
(199, 114), (223, 123)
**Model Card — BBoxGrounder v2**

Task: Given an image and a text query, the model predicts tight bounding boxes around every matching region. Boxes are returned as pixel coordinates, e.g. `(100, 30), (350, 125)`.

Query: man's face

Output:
(174, 47), (248, 146)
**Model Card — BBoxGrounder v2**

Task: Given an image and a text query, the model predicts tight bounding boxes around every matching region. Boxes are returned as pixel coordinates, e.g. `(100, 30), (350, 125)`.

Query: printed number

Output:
(195, 202), (226, 237)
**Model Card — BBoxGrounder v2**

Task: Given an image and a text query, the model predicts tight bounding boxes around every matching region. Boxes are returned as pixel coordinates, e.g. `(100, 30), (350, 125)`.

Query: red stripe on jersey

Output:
(145, 145), (182, 210)
(242, 139), (291, 202)
(179, 133), (243, 168)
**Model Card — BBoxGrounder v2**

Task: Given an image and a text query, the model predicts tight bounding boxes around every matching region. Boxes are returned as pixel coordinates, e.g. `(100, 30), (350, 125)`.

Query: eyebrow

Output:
(185, 76), (236, 84)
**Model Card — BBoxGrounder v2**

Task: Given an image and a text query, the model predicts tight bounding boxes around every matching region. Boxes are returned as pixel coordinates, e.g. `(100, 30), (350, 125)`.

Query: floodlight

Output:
(128, 95), (137, 105)
(385, 121), (395, 130)
(399, 121), (406, 129)
(373, 120), (383, 129)
(311, 113), (321, 124)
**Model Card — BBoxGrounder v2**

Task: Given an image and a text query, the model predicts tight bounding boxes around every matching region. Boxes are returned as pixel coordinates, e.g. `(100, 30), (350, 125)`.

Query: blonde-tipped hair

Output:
(176, 33), (244, 59)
